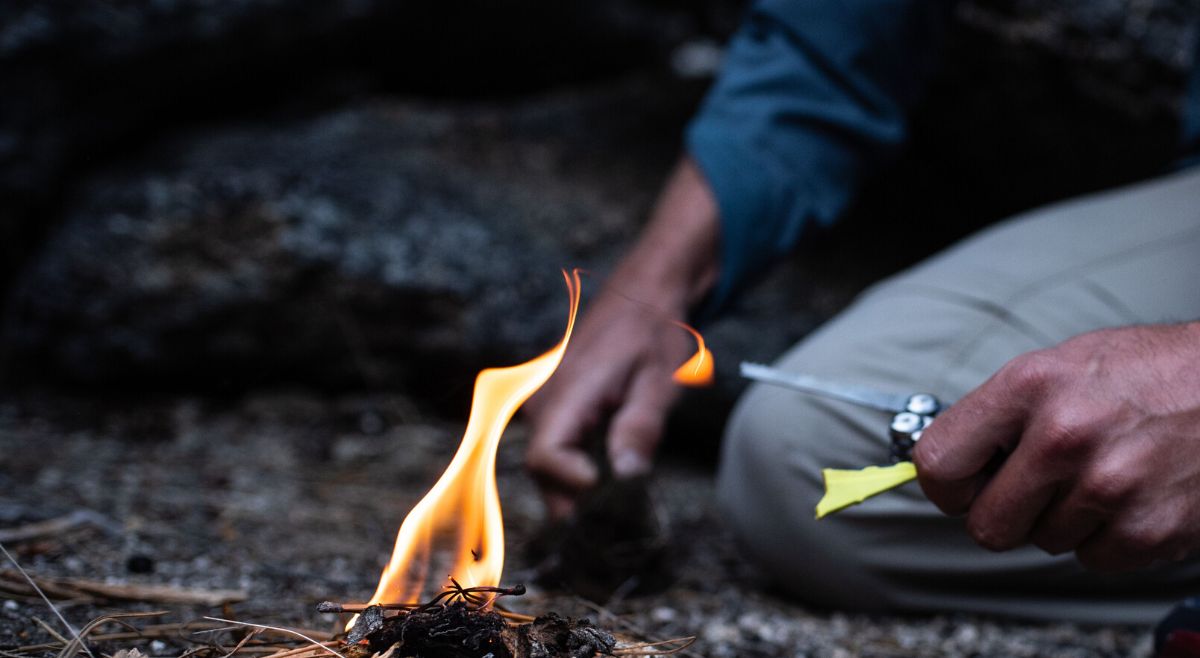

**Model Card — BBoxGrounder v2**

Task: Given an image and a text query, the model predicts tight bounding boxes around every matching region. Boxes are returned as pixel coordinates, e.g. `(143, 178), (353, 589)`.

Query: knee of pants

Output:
(716, 384), (893, 610)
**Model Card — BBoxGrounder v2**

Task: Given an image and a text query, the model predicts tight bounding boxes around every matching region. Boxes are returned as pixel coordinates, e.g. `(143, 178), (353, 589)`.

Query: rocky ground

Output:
(0, 394), (1156, 657)
(1, 0), (1197, 656)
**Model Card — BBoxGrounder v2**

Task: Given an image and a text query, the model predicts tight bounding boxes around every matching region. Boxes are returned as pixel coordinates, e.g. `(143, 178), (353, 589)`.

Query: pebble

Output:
(651, 606), (676, 623)
(126, 554), (155, 574)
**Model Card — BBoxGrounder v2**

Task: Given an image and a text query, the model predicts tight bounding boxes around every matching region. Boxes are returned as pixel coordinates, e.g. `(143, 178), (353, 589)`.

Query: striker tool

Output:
(739, 361), (949, 518)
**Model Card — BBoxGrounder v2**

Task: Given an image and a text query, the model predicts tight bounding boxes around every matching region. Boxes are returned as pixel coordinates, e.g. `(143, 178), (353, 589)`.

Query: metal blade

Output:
(739, 362), (912, 413)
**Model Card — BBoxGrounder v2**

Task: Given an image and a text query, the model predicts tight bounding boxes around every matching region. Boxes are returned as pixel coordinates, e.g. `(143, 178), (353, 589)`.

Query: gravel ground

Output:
(0, 393), (1155, 657)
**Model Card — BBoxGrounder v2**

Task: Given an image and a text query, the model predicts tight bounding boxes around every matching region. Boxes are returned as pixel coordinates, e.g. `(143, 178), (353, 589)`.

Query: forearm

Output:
(606, 157), (721, 310)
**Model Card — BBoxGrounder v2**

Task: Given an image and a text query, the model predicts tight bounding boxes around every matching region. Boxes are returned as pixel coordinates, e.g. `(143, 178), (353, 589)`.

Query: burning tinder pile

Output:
(316, 271), (708, 658)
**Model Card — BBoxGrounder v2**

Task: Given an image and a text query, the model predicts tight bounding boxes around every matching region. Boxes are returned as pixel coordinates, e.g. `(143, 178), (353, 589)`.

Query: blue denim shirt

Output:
(687, 0), (1200, 316)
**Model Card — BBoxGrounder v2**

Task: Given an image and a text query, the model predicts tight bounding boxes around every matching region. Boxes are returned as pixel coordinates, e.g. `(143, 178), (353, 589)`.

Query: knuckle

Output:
(1125, 518), (1176, 558)
(1121, 530), (1165, 557)
(1077, 522), (1171, 572)
(1079, 468), (1136, 508)
(999, 351), (1057, 390)
(1032, 412), (1096, 462)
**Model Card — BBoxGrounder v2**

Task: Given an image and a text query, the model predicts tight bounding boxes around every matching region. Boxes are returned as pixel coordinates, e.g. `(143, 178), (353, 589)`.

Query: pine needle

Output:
(0, 541), (95, 658)
(201, 618), (346, 658)
(612, 636), (696, 656)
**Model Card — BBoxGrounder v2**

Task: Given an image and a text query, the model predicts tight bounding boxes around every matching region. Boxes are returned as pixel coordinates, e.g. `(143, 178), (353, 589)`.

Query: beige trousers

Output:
(717, 166), (1200, 625)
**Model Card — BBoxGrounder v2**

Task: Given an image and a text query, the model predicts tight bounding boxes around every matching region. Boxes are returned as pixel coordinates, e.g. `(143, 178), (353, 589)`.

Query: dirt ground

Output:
(0, 393), (1156, 657)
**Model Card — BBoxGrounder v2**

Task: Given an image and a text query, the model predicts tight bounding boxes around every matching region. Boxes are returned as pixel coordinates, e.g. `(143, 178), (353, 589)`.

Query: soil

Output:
(0, 393), (1154, 657)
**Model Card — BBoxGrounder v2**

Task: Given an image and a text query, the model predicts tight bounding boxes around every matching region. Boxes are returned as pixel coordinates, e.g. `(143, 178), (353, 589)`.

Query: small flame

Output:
(672, 321), (713, 387)
(357, 270), (583, 620)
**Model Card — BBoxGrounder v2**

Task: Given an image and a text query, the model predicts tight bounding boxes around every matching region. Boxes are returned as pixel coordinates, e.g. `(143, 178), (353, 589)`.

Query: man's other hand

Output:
(914, 322), (1200, 571)
(523, 158), (720, 520)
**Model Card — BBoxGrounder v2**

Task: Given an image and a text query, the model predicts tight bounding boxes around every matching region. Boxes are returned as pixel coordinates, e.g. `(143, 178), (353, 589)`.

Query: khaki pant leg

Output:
(717, 166), (1200, 625)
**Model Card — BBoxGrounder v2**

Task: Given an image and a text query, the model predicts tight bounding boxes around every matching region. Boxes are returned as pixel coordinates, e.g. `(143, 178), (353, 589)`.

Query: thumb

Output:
(607, 368), (678, 478)
(914, 363), (1033, 515)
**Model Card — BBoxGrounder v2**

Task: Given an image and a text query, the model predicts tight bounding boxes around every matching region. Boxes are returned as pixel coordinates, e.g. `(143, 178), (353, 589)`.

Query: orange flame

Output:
(359, 270), (583, 615)
(671, 321), (713, 387)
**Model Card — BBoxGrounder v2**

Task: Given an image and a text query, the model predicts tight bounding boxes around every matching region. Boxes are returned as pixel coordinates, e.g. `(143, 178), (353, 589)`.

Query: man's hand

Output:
(523, 158), (720, 519)
(914, 322), (1200, 571)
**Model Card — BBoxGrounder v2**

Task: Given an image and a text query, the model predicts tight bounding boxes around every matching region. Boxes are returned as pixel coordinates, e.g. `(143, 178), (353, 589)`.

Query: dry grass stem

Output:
(30, 618), (70, 646)
(201, 618), (344, 658)
(0, 542), (95, 658)
(0, 511), (118, 544)
(611, 636), (696, 656)
(264, 642), (341, 658)
(0, 570), (245, 607)
(57, 611), (169, 658)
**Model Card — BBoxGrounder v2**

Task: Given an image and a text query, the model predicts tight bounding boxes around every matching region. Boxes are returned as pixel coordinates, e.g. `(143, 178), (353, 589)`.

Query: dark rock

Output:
(2, 0), (1196, 438)
(2, 78), (703, 400)
(957, 0), (1197, 117)
(0, 0), (737, 297)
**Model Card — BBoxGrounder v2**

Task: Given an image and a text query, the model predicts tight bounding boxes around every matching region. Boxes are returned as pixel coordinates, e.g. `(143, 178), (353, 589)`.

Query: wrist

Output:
(612, 157), (720, 311)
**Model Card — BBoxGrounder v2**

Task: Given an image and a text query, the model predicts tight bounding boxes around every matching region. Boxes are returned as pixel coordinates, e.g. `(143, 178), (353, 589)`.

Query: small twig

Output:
(416, 580), (525, 613)
(202, 618), (345, 658)
(494, 608), (535, 624)
(0, 511), (120, 543)
(0, 542), (95, 658)
(314, 602), (414, 614)
(0, 572), (95, 601)
(612, 637), (697, 656)
(0, 569), (245, 607)
(50, 578), (247, 606)
(264, 642), (340, 658)
(31, 617), (70, 646)
(321, 583), (526, 616)
(218, 627), (264, 658)
(58, 611), (169, 658)
(226, 649), (322, 656)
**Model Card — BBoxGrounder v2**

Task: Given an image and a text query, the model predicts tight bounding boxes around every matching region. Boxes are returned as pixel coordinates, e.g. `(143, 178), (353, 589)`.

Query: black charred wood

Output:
(346, 604), (387, 645)
(350, 604), (618, 658)
(508, 613), (616, 658)
(360, 602), (511, 658)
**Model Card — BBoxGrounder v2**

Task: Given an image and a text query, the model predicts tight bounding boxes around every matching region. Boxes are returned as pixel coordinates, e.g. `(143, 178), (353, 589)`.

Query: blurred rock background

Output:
(1, 0), (1196, 448)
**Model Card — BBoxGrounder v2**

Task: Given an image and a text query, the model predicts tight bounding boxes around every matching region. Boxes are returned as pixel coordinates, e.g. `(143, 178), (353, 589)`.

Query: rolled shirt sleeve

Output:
(687, 0), (954, 315)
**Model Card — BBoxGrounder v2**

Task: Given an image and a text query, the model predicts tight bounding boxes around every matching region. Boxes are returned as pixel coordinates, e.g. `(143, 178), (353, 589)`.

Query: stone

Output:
(2, 80), (702, 399)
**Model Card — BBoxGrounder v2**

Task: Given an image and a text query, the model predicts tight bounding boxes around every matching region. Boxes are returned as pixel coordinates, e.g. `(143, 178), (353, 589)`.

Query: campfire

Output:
(314, 270), (707, 657)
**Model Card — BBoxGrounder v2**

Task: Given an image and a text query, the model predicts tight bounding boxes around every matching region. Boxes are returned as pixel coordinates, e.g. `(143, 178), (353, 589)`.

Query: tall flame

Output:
(672, 321), (713, 387)
(362, 270), (583, 611)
